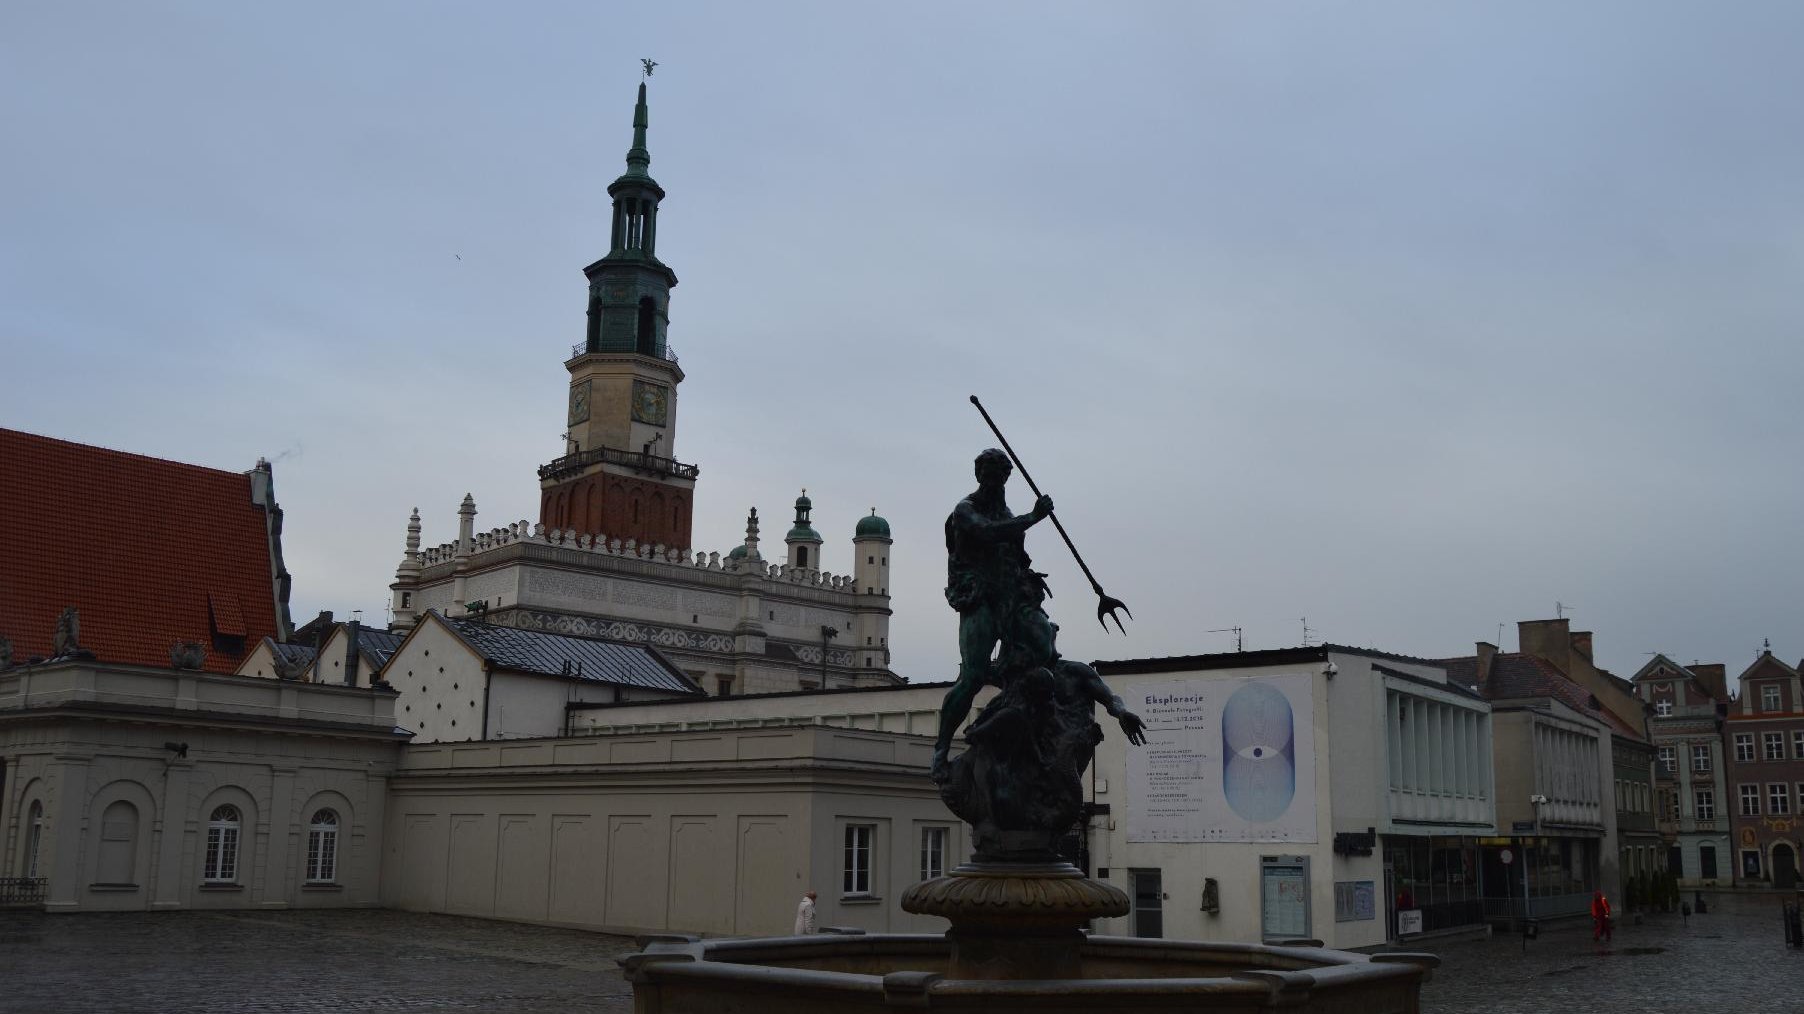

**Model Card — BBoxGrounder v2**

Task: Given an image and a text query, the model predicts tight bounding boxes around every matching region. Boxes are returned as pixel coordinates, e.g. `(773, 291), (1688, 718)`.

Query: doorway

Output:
(1130, 869), (1163, 938)
(1774, 843), (1798, 889)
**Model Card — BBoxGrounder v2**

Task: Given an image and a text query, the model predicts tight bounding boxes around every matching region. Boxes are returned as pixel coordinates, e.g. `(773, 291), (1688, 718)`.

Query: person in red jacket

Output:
(1591, 890), (1613, 942)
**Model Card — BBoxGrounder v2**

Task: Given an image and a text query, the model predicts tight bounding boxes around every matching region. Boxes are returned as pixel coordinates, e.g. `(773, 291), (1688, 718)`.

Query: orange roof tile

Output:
(0, 428), (283, 674)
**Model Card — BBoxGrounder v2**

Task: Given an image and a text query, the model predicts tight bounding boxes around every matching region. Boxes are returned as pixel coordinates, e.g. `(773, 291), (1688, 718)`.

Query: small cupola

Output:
(785, 489), (824, 570)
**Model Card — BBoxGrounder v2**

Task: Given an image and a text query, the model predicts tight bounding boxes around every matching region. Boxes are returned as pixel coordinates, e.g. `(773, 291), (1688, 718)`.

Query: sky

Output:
(3, 2), (1801, 684)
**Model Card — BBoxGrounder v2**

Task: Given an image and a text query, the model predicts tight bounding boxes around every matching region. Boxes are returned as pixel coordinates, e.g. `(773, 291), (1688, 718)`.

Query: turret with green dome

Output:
(855, 509), (891, 540)
(785, 490), (824, 570)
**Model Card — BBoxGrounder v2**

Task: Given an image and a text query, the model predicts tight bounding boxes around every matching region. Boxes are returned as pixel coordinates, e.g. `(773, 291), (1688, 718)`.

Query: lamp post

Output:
(1526, 794), (1548, 925)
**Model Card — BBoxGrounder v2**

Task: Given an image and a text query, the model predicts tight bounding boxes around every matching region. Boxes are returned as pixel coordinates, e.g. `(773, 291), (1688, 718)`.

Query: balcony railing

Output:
(569, 341), (679, 366)
(0, 877), (47, 909)
(538, 445), (700, 483)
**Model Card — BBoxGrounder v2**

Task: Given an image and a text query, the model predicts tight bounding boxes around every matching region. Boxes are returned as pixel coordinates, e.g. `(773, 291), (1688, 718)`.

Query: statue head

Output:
(974, 448), (1012, 487)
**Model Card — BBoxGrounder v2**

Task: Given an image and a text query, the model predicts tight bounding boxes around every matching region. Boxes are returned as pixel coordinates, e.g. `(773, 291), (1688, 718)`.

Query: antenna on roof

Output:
(1208, 626), (1244, 652)
(1555, 601), (1574, 619)
(1300, 617), (1317, 648)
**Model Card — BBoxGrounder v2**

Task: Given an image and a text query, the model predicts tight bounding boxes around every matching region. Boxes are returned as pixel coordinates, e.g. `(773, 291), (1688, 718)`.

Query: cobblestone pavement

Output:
(5, 894), (1800, 1013)
(0, 909), (639, 1014)
(1420, 890), (1804, 1013)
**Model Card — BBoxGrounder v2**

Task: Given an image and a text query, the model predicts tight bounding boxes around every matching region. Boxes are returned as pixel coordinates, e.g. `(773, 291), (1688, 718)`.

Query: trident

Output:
(970, 395), (1133, 634)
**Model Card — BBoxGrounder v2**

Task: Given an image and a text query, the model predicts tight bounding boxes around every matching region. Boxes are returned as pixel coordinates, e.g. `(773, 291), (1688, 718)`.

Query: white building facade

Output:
(1087, 647), (1495, 949)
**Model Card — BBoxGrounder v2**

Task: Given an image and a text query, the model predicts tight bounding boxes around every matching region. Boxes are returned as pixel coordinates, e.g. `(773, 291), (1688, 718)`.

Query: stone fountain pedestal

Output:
(899, 860), (1125, 980)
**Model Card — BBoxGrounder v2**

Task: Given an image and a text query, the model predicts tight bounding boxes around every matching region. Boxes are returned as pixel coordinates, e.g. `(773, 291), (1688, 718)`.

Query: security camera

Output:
(1322, 661), (1338, 678)
(1529, 794), (1549, 805)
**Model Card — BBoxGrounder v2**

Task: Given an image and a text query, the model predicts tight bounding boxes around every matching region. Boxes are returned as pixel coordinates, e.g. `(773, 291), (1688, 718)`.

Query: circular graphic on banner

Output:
(1221, 681), (1296, 822)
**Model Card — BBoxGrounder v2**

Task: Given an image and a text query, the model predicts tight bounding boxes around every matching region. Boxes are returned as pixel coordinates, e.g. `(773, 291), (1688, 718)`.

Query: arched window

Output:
(306, 809), (339, 883)
(204, 805), (241, 883)
(635, 297), (657, 355)
(24, 801), (43, 879)
(796, 547), (810, 569)
(96, 800), (139, 885)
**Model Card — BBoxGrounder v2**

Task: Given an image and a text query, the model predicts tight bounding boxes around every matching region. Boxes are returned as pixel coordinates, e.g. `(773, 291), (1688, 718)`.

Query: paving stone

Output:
(1419, 890), (1804, 1013)
(4, 892), (1800, 1012)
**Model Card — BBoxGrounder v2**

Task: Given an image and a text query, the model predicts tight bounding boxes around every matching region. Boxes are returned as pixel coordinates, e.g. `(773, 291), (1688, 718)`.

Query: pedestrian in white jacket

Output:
(794, 890), (818, 934)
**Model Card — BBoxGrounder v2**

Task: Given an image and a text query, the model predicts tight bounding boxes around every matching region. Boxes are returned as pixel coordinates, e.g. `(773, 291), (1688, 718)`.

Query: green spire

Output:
(624, 82), (651, 178)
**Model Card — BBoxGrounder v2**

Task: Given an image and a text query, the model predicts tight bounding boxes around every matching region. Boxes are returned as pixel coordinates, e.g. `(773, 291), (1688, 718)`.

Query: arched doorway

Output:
(1774, 843), (1799, 889)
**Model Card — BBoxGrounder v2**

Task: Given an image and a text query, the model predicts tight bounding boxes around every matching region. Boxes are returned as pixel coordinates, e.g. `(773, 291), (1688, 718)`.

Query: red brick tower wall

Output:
(540, 472), (692, 550)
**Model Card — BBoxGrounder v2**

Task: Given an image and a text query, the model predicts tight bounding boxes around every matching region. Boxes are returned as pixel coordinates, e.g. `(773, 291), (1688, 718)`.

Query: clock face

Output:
(632, 380), (669, 426)
(568, 381), (591, 426)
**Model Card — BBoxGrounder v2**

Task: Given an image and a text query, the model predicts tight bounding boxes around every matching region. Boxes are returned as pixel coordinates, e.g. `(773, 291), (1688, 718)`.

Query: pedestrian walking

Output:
(794, 890), (818, 935)
(1591, 889), (1613, 943)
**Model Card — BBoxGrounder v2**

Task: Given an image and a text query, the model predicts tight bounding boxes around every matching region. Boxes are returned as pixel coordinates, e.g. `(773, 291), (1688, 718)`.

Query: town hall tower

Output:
(539, 80), (695, 549)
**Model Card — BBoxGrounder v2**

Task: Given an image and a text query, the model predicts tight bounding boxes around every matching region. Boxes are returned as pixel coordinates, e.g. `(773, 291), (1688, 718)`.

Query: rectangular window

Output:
(1693, 744), (1711, 771)
(1735, 734), (1755, 762)
(1763, 685), (1782, 711)
(1765, 732), (1786, 761)
(843, 824), (873, 896)
(1658, 746), (1675, 772)
(919, 827), (947, 881)
(1694, 788), (1715, 820)
(1770, 784), (1792, 816)
(1655, 700), (1673, 717)
(1795, 731), (1804, 760)
(1741, 784), (1762, 816)
(716, 676), (733, 697)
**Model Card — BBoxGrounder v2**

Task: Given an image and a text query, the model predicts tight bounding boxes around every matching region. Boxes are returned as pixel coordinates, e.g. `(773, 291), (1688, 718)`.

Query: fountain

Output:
(623, 436), (1437, 1011)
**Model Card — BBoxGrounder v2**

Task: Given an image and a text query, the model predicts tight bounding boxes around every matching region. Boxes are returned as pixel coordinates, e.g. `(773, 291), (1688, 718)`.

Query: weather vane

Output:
(641, 58), (658, 79)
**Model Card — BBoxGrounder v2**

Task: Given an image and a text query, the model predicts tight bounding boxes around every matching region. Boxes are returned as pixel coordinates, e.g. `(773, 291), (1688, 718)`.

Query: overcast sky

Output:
(4, 2), (1801, 683)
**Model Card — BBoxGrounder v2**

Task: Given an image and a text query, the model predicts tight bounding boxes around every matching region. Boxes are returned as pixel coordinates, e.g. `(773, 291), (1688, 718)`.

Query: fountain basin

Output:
(621, 933), (1438, 1013)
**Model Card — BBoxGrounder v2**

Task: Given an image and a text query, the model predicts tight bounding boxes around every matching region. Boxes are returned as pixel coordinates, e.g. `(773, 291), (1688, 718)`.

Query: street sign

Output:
(1511, 820), (1537, 833)
(1500, 848), (1514, 865)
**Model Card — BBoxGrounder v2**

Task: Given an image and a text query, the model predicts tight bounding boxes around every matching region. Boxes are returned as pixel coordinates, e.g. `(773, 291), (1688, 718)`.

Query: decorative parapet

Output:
(417, 520), (862, 592)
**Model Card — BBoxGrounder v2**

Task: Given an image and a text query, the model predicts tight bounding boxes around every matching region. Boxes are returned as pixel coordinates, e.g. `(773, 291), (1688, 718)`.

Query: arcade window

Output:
(204, 805), (242, 883)
(306, 810), (339, 883)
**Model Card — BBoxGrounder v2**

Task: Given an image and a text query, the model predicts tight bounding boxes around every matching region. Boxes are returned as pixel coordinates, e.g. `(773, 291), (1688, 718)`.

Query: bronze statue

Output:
(931, 406), (1143, 863)
(933, 448), (1057, 780)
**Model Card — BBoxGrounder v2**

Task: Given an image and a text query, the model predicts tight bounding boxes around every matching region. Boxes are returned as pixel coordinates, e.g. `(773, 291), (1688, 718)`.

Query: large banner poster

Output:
(1125, 673), (1317, 843)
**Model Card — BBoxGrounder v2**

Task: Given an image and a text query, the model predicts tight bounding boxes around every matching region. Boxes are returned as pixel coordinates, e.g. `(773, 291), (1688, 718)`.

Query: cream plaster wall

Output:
(381, 727), (955, 938)
(0, 661), (403, 913)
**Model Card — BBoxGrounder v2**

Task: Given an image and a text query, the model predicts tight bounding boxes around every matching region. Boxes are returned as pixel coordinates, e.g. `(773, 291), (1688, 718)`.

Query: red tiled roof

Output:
(0, 428), (281, 674)
(1440, 652), (1645, 740)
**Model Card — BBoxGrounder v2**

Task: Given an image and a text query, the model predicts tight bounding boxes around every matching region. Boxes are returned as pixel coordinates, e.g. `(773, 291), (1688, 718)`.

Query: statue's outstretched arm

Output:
(952, 497), (1051, 541)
